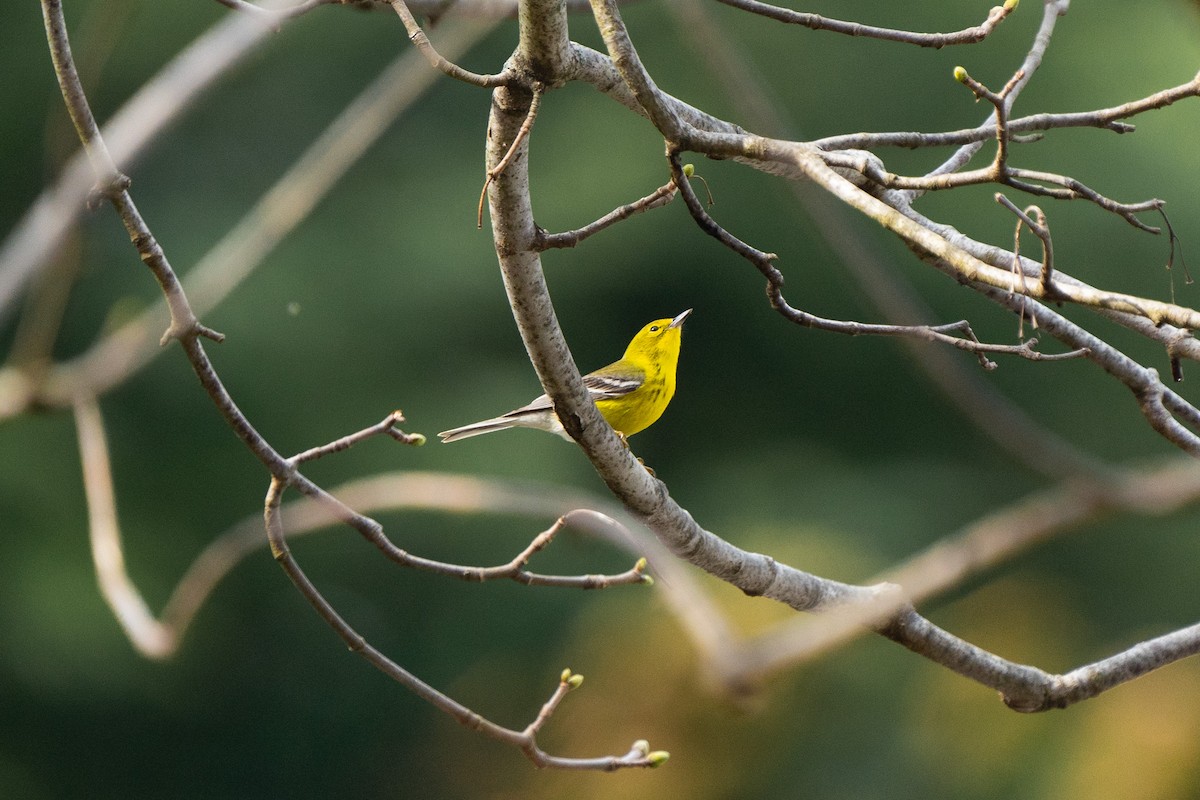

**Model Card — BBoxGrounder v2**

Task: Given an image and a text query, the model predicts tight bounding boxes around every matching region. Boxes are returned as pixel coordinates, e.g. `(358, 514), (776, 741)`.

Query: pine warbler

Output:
(438, 309), (692, 443)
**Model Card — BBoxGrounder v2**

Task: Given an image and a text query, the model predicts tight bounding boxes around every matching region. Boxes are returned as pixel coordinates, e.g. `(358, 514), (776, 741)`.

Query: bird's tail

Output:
(437, 418), (517, 443)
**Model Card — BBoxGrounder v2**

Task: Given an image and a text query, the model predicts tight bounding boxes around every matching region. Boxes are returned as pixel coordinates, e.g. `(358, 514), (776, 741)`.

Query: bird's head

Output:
(622, 308), (692, 364)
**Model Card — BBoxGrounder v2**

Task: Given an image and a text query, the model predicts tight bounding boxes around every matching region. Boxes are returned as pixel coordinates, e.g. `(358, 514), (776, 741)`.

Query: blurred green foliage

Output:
(4, 0), (1200, 797)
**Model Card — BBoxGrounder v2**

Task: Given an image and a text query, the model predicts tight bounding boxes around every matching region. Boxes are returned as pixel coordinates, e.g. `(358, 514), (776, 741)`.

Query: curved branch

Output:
(212, 0), (336, 20)
(2, 8), (278, 322)
(40, 4), (668, 765)
(715, 0), (1017, 48)
(666, 150), (1087, 366)
(390, 0), (512, 87)
(663, 0), (1111, 481)
(265, 475), (665, 769)
(494, 3), (885, 615)
(528, 0), (1200, 710)
(733, 457), (1200, 684)
(1, 17), (497, 418)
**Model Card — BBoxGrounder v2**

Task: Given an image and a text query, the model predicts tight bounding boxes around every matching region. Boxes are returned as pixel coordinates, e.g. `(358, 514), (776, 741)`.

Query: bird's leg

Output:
(615, 431), (656, 475)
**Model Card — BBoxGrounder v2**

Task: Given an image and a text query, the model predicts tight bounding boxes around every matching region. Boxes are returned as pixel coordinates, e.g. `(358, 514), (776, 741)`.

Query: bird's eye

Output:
(650, 325), (660, 332)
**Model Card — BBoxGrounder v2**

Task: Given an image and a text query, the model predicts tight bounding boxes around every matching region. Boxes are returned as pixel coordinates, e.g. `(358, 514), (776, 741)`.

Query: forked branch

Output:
(42, 0), (665, 769)
(666, 150), (1087, 367)
(266, 417), (665, 769)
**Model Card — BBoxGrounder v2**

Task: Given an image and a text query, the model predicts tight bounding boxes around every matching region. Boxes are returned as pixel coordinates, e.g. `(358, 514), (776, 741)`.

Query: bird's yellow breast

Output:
(596, 368), (673, 436)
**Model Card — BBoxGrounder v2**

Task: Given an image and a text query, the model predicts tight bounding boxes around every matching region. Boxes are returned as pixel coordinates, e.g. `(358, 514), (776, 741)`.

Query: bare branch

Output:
(666, 150), (1085, 366)
(882, 606), (1200, 712)
(575, 4), (1200, 335)
(587, 0), (688, 140)
(714, 0), (1017, 48)
(265, 469), (665, 769)
(895, 198), (1200, 370)
(2, 10), (278, 322)
(74, 397), (175, 659)
(479, 82), (544, 227)
(523, 0), (1200, 711)
(735, 458), (1200, 684)
(389, 0), (512, 87)
(812, 69), (1200, 157)
(534, 178), (679, 250)
(859, 156), (1165, 234)
(664, 0), (1109, 481)
(493, 3), (887, 616)
(271, 414), (652, 591)
(913, 0), (1066, 187)
(1, 18), (496, 419)
(956, 268), (1200, 456)
(212, 0), (337, 21)
(41, 0), (222, 348)
(76, 469), (714, 664)
(996, 194), (1055, 299)
(74, 369), (669, 765)
(35, 0), (1200, 760)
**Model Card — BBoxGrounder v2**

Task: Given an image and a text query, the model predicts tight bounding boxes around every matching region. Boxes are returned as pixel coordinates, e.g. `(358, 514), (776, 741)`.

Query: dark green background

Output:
(4, 1), (1200, 797)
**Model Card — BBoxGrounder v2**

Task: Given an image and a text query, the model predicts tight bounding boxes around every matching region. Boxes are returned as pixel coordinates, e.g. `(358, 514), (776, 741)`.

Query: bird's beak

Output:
(669, 308), (693, 329)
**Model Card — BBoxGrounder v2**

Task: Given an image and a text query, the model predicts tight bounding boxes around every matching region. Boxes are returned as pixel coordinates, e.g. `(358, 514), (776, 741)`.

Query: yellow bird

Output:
(438, 309), (692, 443)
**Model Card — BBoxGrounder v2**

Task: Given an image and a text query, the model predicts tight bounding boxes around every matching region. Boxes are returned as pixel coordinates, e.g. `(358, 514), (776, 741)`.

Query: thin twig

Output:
(954, 65), (1024, 174)
(265, 474), (665, 769)
(213, 0), (335, 22)
(714, 0), (1017, 48)
(0, 18), (497, 419)
(291, 411), (426, 463)
(534, 178), (679, 250)
(452, 510), (651, 588)
(664, 0), (1111, 482)
(390, 0), (512, 88)
(666, 150), (1084, 366)
(478, 83), (544, 227)
(911, 0), (1067, 190)
(1, 10), (283, 323)
(813, 70), (1200, 152)
(996, 194), (1055, 298)
(70, 468), (718, 665)
(73, 396), (175, 658)
(41, 0), (223, 348)
(42, 0), (670, 765)
(857, 158), (1164, 234)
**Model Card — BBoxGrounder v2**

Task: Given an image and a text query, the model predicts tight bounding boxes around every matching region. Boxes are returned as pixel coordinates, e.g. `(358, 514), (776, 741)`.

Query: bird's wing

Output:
(498, 366), (642, 418)
(583, 365), (644, 399)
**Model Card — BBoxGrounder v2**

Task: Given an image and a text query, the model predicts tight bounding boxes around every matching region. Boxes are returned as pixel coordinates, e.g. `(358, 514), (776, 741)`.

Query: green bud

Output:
(634, 557), (648, 572)
(1003, 0), (1018, 10)
(631, 739), (650, 756)
(641, 575), (655, 587)
(647, 751), (670, 767)
(408, 433), (427, 447)
(953, 66), (968, 83)
(560, 667), (572, 683)
(682, 163), (695, 178)
(567, 674), (585, 689)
